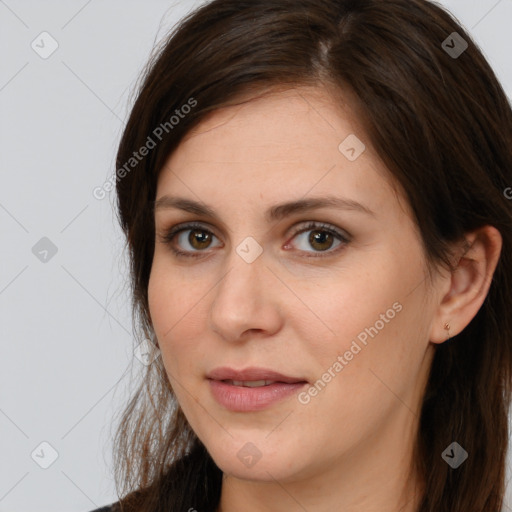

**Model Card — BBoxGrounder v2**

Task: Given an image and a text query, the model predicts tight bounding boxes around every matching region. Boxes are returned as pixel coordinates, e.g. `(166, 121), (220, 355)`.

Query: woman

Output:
(92, 0), (512, 510)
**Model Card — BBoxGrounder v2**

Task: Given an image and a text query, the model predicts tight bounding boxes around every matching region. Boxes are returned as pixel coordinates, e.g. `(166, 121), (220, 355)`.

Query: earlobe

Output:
(428, 225), (502, 344)
(443, 322), (451, 342)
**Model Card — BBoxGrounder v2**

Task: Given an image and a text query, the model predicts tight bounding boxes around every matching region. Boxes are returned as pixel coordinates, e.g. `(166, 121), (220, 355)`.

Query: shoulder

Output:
(87, 488), (146, 512)
(88, 504), (119, 512)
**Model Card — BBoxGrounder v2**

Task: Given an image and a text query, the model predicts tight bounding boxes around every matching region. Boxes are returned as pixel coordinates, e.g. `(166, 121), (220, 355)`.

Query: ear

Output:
(429, 225), (502, 344)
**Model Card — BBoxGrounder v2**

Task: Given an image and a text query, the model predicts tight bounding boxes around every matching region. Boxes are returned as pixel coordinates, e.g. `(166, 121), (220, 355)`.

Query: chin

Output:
(201, 429), (308, 482)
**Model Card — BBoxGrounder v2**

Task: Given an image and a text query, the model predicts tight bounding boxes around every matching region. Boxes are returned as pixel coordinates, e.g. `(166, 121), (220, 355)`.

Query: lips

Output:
(206, 367), (307, 413)
(206, 366), (308, 412)
(206, 366), (308, 385)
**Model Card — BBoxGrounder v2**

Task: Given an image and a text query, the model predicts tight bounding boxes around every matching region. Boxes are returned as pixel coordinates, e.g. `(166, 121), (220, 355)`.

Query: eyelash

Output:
(159, 221), (351, 259)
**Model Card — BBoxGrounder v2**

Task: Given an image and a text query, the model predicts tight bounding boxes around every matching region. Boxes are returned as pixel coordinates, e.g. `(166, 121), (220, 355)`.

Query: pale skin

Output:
(147, 85), (502, 512)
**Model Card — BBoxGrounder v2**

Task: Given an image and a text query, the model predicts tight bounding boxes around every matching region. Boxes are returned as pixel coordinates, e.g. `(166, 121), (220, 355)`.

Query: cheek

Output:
(305, 264), (400, 343)
(148, 257), (194, 334)
(301, 252), (427, 385)
(291, 277), (428, 454)
(147, 262), (209, 376)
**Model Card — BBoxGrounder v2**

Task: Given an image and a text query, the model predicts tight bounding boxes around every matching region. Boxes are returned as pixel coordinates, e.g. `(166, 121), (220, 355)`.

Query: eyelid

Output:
(157, 221), (219, 244)
(289, 221), (350, 241)
(158, 220), (351, 257)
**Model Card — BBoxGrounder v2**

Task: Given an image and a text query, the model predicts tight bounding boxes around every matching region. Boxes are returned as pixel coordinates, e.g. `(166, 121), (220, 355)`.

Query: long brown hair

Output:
(111, 1), (512, 510)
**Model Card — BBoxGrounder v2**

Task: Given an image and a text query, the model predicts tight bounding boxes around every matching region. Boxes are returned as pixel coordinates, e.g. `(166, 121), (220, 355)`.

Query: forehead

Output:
(157, 86), (406, 220)
(180, 85), (362, 156)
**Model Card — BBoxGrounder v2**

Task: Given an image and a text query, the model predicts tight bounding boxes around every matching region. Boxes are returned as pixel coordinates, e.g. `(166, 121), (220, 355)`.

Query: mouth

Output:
(206, 367), (308, 412)
(220, 379), (290, 387)
(206, 366), (308, 384)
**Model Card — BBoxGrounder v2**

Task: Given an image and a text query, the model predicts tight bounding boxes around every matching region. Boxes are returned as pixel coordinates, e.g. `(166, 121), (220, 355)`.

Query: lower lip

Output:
(208, 379), (308, 412)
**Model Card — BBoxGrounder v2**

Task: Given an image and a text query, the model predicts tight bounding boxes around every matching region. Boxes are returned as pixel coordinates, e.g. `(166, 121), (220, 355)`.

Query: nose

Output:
(208, 250), (283, 343)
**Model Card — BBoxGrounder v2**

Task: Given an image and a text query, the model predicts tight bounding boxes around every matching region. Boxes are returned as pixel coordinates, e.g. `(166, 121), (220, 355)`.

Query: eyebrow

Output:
(153, 195), (375, 222)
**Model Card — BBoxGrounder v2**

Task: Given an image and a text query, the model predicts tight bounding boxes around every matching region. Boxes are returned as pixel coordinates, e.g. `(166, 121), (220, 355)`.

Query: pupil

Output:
(311, 231), (332, 250)
(191, 229), (210, 248)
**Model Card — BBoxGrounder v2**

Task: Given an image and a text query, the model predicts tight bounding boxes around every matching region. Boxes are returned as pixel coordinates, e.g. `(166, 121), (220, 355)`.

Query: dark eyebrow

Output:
(153, 195), (375, 222)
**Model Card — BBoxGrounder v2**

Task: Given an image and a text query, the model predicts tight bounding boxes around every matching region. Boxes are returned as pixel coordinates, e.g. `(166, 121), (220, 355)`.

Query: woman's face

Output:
(148, 86), (443, 484)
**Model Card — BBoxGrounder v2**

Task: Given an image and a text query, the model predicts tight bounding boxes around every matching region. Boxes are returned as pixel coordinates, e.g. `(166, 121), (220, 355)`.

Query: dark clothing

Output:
(90, 442), (222, 511)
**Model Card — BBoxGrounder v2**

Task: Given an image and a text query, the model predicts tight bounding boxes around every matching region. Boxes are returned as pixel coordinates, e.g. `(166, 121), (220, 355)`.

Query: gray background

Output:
(0, 1), (511, 510)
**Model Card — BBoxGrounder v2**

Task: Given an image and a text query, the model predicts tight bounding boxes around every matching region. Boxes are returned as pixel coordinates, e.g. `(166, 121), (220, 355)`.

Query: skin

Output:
(147, 85), (502, 512)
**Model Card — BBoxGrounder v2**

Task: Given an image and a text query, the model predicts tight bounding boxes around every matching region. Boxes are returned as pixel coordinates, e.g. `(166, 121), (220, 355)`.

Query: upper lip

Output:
(207, 366), (308, 384)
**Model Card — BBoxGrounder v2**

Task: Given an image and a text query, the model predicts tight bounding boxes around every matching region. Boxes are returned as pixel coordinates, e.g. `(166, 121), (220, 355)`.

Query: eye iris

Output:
(309, 230), (333, 251)
(189, 229), (211, 249)
(179, 226), (338, 253)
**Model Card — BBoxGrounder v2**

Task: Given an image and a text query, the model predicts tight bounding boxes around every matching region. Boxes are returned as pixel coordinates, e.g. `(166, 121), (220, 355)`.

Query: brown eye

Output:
(187, 229), (213, 250)
(308, 230), (336, 251)
(160, 222), (221, 258)
(161, 221), (350, 260)
(286, 221), (350, 257)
